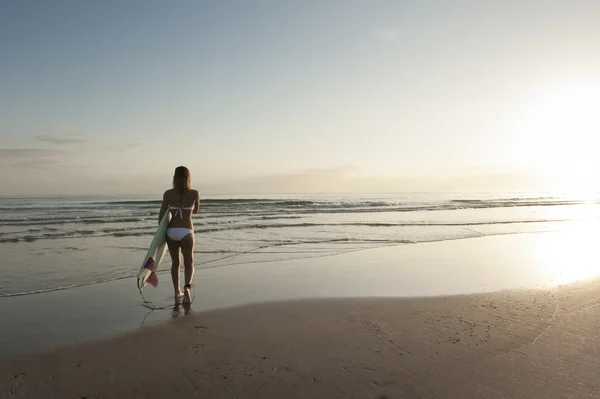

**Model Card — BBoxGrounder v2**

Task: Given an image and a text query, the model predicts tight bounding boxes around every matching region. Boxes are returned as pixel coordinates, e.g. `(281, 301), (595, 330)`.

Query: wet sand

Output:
(2, 229), (599, 361)
(2, 278), (600, 398)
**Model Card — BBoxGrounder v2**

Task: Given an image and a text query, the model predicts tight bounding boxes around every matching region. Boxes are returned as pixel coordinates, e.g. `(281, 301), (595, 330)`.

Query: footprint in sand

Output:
(189, 343), (204, 354)
(8, 372), (25, 394)
(194, 325), (207, 333)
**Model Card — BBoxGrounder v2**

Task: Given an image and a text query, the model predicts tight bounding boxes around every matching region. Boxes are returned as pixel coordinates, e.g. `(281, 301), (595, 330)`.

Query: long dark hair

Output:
(172, 166), (191, 206)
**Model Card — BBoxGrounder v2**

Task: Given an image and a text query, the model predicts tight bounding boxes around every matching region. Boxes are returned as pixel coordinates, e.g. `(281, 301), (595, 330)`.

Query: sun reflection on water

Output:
(534, 217), (600, 285)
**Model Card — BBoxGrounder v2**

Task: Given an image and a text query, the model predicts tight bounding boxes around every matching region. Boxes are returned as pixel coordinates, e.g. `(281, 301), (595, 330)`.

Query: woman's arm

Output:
(193, 190), (200, 214)
(158, 191), (168, 223)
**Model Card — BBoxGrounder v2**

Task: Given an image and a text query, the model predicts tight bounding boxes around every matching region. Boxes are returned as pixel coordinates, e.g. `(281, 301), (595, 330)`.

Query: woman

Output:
(158, 166), (200, 304)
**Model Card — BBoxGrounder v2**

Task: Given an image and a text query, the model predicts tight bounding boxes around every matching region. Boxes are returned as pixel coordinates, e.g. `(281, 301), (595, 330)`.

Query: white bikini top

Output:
(168, 191), (194, 218)
(168, 205), (193, 218)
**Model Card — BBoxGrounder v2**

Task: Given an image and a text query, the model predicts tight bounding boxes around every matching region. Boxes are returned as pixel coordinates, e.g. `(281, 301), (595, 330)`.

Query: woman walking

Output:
(158, 166), (200, 304)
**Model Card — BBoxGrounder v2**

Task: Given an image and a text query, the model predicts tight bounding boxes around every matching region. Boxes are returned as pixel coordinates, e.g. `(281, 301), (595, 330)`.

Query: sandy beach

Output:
(2, 230), (600, 398)
(2, 281), (600, 398)
(0, 231), (600, 399)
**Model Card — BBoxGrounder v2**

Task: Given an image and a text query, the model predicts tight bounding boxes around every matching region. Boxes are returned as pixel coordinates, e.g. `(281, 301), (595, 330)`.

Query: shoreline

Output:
(1, 229), (599, 361)
(2, 275), (591, 361)
(3, 278), (600, 398)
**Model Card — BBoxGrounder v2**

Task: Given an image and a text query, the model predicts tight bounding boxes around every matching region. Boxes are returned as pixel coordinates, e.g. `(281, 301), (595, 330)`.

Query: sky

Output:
(2, 0), (600, 196)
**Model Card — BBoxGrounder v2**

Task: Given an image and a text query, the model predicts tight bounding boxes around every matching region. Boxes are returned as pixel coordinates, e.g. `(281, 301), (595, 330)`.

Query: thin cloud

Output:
(304, 165), (360, 175)
(35, 134), (87, 145)
(0, 148), (69, 171)
(123, 142), (144, 150)
(375, 28), (399, 41)
(202, 165), (362, 194)
(0, 148), (67, 158)
(10, 158), (61, 170)
(108, 142), (144, 152)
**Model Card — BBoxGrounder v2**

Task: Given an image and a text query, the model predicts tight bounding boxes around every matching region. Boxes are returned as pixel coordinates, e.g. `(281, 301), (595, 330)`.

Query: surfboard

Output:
(137, 211), (171, 290)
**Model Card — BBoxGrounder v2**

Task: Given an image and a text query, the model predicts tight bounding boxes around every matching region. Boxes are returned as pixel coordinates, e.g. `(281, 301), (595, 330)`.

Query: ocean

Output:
(2, 192), (600, 299)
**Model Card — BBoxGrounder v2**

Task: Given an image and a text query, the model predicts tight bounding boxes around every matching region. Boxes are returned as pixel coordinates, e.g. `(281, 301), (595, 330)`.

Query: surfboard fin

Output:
(143, 257), (159, 288)
(147, 271), (159, 288)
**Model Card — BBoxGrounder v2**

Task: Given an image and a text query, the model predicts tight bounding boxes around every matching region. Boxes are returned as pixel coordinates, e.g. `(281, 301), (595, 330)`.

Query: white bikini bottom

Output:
(167, 228), (193, 241)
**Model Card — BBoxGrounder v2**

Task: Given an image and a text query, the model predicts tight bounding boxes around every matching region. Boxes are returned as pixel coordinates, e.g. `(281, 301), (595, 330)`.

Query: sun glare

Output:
(534, 219), (600, 284)
(514, 82), (600, 198)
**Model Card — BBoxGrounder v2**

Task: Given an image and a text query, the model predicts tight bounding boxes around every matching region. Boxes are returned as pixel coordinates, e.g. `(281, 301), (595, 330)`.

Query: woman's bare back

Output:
(159, 189), (200, 228)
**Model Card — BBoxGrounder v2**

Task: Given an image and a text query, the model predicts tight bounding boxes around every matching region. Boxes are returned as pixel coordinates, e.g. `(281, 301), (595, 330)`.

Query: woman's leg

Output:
(180, 232), (195, 304)
(166, 236), (182, 297)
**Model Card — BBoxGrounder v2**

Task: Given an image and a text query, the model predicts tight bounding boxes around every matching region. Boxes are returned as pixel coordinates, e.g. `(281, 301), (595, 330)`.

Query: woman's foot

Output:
(183, 284), (192, 305)
(175, 291), (183, 303)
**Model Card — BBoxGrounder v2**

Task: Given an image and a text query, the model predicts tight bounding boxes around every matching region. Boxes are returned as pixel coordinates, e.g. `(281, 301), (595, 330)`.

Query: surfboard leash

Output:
(138, 282), (196, 311)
